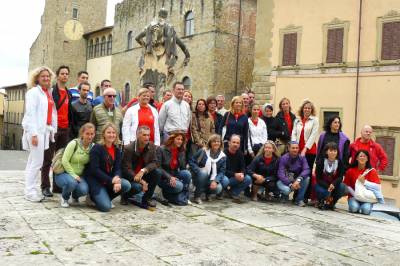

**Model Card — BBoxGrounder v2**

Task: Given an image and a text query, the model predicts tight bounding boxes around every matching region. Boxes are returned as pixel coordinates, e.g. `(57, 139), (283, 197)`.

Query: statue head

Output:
(158, 8), (168, 20)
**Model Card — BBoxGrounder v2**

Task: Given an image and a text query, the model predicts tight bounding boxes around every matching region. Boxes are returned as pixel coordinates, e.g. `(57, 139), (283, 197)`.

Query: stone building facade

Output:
(2, 84), (27, 150)
(111, 0), (257, 101)
(29, 0), (107, 86)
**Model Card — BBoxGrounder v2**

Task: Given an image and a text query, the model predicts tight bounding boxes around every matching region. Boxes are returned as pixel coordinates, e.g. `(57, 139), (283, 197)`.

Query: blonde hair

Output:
(206, 134), (223, 150)
(98, 122), (120, 146)
(256, 140), (280, 158)
(297, 99), (316, 117)
(79, 123), (96, 139)
(137, 87), (150, 97)
(229, 96), (244, 113)
(27, 66), (55, 88)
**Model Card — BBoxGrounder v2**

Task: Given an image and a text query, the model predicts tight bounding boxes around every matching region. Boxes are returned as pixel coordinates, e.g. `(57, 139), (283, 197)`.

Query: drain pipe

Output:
(354, 0), (363, 140)
(234, 0), (243, 95)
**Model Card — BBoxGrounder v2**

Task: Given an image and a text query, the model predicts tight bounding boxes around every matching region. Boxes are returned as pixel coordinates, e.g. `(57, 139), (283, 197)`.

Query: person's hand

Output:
(209, 181), (218, 190)
(292, 181), (300, 190)
(358, 175), (365, 183)
(141, 180), (148, 192)
(75, 176), (81, 182)
(112, 176), (121, 184)
(328, 184), (335, 192)
(134, 171), (145, 183)
(31, 136), (38, 146)
(113, 183), (121, 193)
(301, 148), (307, 157)
(169, 177), (177, 188)
(234, 173), (244, 182)
(250, 152), (255, 158)
(254, 174), (265, 185)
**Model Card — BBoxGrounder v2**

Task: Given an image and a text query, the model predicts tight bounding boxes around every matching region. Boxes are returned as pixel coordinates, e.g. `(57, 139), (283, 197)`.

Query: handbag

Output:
(354, 180), (378, 203)
(52, 140), (79, 175)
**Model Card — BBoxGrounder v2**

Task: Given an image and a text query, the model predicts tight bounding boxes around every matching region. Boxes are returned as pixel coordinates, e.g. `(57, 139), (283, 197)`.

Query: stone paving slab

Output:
(0, 170), (400, 265)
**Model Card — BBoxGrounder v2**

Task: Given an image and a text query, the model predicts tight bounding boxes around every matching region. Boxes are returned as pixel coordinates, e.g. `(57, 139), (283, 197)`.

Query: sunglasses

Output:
(105, 95), (117, 98)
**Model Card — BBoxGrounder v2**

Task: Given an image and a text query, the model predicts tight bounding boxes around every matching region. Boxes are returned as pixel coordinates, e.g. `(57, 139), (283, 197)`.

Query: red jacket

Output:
(349, 138), (388, 171)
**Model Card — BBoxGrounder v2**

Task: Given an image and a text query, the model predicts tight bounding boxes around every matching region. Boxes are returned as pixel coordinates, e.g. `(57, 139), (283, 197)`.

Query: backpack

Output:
(52, 140), (79, 175)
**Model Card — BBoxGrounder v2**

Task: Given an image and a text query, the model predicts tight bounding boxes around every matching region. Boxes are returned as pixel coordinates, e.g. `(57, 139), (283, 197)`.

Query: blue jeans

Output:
(220, 175), (252, 197)
(93, 178), (131, 212)
(314, 183), (346, 205)
(193, 169), (223, 197)
(55, 173), (89, 201)
(348, 197), (373, 215)
(277, 177), (310, 203)
(159, 170), (192, 194)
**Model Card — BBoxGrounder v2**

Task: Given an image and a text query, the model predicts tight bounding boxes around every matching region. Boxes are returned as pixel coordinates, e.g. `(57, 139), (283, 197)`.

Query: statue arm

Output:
(176, 37), (190, 63)
(135, 30), (146, 46)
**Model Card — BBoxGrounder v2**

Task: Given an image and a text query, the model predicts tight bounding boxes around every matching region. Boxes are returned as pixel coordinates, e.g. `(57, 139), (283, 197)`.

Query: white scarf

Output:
(324, 159), (338, 174)
(200, 149), (226, 181)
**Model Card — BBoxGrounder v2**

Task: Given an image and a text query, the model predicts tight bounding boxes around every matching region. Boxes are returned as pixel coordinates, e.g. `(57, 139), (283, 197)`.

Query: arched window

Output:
(107, 34), (112, 55)
(127, 31), (133, 50)
(182, 76), (192, 90)
(94, 38), (100, 57)
(100, 36), (106, 56)
(184, 11), (194, 36)
(88, 39), (94, 58)
(124, 83), (131, 104)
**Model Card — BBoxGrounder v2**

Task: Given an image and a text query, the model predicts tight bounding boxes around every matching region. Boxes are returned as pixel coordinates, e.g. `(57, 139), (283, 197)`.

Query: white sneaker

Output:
(25, 194), (44, 202)
(86, 196), (96, 207)
(111, 202), (115, 209)
(60, 198), (69, 208)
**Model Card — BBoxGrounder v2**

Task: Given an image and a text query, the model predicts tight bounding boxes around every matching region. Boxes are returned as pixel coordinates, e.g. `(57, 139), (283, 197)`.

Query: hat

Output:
(261, 103), (273, 116)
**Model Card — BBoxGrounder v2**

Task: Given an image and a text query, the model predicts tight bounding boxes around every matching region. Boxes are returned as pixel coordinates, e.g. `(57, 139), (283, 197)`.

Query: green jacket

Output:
(90, 103), (123, 142)
(61, 139), (94, 179)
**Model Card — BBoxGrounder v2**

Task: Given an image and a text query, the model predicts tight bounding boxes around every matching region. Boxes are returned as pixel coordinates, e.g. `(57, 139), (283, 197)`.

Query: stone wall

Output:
(29, 0), (107, 85)
(111, 0), (256, 102)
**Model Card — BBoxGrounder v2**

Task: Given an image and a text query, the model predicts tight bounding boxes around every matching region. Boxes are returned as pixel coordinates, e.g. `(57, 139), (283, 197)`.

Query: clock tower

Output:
(29, 0), (107, 82)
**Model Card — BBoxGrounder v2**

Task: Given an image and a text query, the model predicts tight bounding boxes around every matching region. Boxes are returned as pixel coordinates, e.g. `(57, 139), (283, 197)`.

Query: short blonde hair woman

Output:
(22, 66), (58, 202)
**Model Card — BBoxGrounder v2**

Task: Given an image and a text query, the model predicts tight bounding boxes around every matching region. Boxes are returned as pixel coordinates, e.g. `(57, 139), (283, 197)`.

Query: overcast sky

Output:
(0, 0), (123, 88)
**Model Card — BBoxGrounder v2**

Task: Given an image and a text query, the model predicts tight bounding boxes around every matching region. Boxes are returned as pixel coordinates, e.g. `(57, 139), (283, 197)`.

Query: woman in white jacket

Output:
(122, 88), (160, 146)
(291, 99), (319, 203)
(22, 66), (58, 202)
(248, 103), (268, 158)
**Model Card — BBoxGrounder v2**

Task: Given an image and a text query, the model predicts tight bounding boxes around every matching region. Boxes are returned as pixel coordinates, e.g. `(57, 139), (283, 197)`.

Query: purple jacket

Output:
(277, 153), (310, 185)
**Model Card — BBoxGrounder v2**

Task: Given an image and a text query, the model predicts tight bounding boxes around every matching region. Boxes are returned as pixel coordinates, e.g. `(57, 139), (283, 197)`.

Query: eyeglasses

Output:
(105, 95), (116, 98)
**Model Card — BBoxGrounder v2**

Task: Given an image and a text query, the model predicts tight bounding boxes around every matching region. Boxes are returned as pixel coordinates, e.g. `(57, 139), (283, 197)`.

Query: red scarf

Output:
(170, 147), (179, 170)
(42, 87), (54, 125)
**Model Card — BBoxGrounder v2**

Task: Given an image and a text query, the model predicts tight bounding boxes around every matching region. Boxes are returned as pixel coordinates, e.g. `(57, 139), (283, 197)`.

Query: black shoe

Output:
(143, 199), (157, 208)
(120, 196), (129, 205)
(42, 188), (53, 197)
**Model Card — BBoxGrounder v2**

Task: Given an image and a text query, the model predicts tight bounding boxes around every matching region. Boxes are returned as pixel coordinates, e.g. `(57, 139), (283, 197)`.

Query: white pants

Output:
(24, 133), (48, 197)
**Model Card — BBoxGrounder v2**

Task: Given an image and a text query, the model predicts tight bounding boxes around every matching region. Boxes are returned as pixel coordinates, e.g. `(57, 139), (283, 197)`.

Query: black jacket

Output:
(261, 116), (282, 141)
(212, 112), (224, 135)
(315, 158), (344, 189)
(157, 146), (187, 181)
(86, 144), (122, 195)
(70, 100), (93, 138)
(224, 148), (246, 178)
(275, 111), (296, 142)
(247, 155), (279, 181)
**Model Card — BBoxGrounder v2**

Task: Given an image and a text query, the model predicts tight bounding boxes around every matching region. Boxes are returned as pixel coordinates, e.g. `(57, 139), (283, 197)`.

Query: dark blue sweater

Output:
(222, 112), (249, 153)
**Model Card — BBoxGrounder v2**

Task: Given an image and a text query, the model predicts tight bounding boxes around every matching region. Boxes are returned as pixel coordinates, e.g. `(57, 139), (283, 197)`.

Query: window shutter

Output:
(282, 33), (297, 66)
(382, 21), (400, 60)
(375, 136), (395, 176)
(326, 28), (343, 63)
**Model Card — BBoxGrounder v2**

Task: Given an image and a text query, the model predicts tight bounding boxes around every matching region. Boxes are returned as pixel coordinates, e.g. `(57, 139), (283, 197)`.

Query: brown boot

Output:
(251, 185), (259, 201)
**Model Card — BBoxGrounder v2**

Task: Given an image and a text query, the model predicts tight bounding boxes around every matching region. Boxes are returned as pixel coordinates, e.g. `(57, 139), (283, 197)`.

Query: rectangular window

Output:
(326, 28), (344, 63)
(323, 111), (340, 126)
(72, 8), (79, 19)
(376, 136), (395, 176)
(282, 33), (297, 66)
(381, 21), (400, 60)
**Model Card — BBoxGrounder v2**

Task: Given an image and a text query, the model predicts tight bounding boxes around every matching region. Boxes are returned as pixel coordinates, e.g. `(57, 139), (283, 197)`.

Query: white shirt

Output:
(248, 118), (268, 154)
(122, 103), (160, 145)
(158, 96), (191, 133)
(217, 107), (227, 116)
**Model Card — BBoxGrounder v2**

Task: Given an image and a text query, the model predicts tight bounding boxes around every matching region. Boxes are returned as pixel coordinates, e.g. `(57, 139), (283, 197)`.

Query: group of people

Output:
(22, 65), (388, 215)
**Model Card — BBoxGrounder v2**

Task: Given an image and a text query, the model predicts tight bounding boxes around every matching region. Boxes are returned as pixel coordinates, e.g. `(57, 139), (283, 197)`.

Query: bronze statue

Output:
(136, 8), (190, 95)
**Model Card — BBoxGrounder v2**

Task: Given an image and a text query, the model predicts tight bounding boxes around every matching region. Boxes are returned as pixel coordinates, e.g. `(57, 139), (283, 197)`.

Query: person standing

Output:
(92, 79), (114, 107)
(90, 88), (123, 143)
(248, 103), (268, 158)
(349, 125), (388, 172)
(275, 97), (296, 154)
(70, 82), (93, 138)
(69, 71), (93, 104)
(207, 96), (224, 135)
(41, 65), (72, 196)
(222, 96), (249, 154)
(190, 99), (215, 153)
(241, 93), (250, 115)
(261, 103), (281, 142)
(216, 94), (227, 116)
(22, 66), (57, 202)
(159, 82), (191, 142)
(291, 100), (319, 203)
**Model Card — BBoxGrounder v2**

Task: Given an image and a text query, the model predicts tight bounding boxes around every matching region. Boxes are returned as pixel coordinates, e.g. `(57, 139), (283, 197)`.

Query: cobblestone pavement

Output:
(0, 151), (400, 265)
